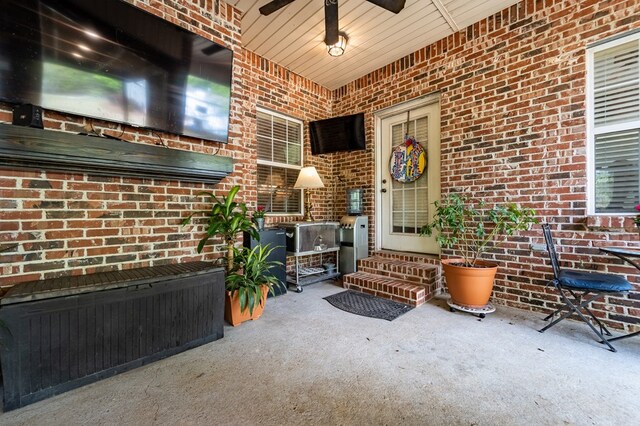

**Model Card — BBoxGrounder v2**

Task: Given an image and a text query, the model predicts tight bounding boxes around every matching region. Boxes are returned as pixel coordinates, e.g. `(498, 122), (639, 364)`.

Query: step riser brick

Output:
(343, 272), (430, 307)
(372, 250), (441, 266)
(358, 265), (436, 285)
(344, 282), (425, 307)
(359, 257), (440, 285)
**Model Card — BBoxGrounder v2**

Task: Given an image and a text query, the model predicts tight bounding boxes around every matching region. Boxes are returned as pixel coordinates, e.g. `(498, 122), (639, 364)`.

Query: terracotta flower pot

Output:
(224, 285), (268, 327)
(441, 258), (498, 309)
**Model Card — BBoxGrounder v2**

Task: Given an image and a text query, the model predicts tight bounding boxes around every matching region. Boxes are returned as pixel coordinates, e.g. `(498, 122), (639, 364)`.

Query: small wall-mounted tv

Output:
(0, 0), (233, 143)
(309, 113), (366, 155)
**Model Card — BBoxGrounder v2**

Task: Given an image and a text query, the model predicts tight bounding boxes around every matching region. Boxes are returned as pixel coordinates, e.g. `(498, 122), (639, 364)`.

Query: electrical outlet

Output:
(530, 243), (547, 252)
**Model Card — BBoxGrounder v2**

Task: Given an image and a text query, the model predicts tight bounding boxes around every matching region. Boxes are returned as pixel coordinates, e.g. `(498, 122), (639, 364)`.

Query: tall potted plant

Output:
(420, 194), (537, 313)
(225, 244), (283, 326)
(182, 185), (259, 272)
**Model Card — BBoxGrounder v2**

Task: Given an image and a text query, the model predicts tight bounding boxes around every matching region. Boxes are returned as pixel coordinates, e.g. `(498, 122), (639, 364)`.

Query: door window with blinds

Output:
(391, 117), (429, 233)
(256, 108), (303, 214)
(588, 33), (640, 214)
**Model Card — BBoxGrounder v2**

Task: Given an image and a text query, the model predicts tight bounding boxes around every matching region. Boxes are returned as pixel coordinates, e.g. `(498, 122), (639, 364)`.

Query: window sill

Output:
(585, 215), (638, 231)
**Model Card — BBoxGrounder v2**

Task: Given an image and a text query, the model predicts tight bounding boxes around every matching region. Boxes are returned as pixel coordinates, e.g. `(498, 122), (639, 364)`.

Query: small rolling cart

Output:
(282, 221), (340, 293)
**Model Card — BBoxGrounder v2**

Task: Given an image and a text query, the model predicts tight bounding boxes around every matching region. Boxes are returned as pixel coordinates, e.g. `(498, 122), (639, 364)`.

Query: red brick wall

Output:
(2, 0), (639, 332)
(332, 0), (640, 330)
(0, 0), (332, 289)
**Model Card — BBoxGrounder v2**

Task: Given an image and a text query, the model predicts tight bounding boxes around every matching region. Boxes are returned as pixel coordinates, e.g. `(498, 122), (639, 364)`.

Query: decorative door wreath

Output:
(389, 135), (426, 183)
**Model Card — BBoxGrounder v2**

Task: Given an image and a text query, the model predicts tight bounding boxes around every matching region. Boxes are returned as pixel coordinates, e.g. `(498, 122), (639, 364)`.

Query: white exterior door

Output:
(377, 100), (440, 254)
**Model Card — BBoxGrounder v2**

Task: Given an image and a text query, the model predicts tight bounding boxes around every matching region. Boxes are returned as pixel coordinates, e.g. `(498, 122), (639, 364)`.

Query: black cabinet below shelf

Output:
(243, 228), (287, 296)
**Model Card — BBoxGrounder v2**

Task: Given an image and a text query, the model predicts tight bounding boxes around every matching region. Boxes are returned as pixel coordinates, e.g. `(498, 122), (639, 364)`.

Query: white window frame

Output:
(256, 107), (303, 216)
(586, 31), (640, 215)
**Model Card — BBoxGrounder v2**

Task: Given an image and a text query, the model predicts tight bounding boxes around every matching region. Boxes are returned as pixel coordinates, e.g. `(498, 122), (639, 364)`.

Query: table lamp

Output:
(294, 166), (325, 221)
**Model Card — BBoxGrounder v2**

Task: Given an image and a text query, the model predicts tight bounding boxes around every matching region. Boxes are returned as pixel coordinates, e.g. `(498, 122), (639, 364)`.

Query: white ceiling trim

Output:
(431, 0), (460, 32)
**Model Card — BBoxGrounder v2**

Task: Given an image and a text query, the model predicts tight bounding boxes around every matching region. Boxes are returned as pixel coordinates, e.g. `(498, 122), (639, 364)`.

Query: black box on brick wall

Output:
(12, 104), (44, 128)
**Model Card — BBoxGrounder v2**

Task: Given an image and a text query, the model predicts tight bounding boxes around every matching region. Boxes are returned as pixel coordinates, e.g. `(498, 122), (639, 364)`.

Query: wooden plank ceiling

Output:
(228, 0), (520, 90)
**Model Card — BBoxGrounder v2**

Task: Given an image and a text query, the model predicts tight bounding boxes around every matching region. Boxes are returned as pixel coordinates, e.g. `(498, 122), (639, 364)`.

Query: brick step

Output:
(343, 271), (427, 307)
(358, 255), (438, 287)
(372, 250), (441, 265)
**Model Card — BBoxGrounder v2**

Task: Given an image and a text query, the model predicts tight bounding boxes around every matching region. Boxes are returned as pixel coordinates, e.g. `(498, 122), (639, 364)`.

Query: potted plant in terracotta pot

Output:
(182, 185), (259, 272)
(420, 193), (537, 316)
(225, 244), (283, 326)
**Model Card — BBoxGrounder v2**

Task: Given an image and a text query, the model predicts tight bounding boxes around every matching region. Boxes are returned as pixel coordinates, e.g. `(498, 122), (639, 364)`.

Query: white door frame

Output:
(374, 93), (441, 251)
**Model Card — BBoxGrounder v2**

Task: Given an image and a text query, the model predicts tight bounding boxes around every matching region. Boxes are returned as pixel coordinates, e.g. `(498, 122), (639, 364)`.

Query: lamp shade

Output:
(294, 166), (324, 189)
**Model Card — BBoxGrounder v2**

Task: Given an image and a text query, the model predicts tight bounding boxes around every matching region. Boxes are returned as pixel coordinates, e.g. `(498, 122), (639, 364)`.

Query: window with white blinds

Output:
(588, 34), (640, 213)
(256, 108), (303, 214)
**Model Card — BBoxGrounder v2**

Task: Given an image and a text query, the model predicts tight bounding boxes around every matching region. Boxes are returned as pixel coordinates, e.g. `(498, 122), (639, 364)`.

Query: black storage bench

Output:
(0, 262), (224, 411)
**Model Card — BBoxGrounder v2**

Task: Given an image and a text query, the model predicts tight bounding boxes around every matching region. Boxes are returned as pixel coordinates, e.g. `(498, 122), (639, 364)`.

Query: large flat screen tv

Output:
(309, 113), (366, 155)
(0, 0), (233, 143)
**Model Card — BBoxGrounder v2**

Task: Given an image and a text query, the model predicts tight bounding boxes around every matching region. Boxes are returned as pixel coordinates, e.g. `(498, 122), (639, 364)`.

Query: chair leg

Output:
(539, 305), (576, 333)
(538, 288), (617, 352)
(540, 284), (609, 329)
(542, 304), (566, 322)
(542, 280), (563, 322)
(572, 305), (617, 352)
(608, 330), (640, 343)
(540, 289), (594, 325)
(582, 306), (613, 336)
(567, 289), (613, 337)
(540, 291), (605, 332)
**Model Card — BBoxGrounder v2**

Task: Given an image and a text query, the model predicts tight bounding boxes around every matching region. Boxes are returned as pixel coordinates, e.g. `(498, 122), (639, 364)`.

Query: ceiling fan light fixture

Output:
(327, 32), (348, 57)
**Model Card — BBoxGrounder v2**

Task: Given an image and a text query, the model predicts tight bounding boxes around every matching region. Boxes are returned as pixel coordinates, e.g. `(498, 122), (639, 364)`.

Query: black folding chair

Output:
(539, 224), (632, 352)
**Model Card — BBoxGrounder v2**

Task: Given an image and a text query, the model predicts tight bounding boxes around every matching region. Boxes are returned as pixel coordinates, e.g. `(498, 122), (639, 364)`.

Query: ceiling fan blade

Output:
(324, 0), (339, 46)
(366, 0), (406, 14)
(259, 0), (296, 16)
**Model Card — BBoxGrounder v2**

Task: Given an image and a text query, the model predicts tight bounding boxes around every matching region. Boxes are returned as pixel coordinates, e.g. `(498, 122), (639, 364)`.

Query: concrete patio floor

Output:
(2, 281), (639, 425)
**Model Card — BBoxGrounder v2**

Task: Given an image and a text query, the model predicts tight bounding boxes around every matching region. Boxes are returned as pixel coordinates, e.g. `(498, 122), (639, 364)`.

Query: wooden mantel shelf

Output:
(0, 123), (233, 184)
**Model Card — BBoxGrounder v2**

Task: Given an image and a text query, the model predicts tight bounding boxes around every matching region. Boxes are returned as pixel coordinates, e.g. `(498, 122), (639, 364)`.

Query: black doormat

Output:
(323, 290), (414, 321)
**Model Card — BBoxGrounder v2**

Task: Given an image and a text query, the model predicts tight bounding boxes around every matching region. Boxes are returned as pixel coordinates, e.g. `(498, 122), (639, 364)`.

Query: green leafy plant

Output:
(253, 205), (266, 219)
(182, 185), (259, 272)
(420, 193), (538, 267)
(226, 244), (283, 314)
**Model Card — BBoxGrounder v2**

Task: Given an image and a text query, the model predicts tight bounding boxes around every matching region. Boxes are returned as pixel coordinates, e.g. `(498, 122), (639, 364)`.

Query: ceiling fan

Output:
(259, 0), (406, 46)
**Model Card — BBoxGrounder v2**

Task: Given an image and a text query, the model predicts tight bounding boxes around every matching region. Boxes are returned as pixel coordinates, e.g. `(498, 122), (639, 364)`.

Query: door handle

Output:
(381, 188), (387, 193)
(382, 179), (387, 184)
